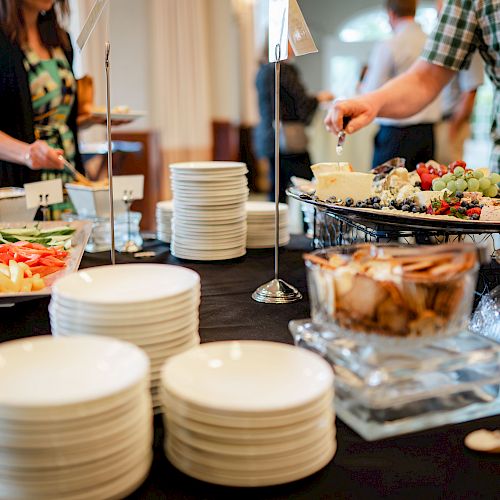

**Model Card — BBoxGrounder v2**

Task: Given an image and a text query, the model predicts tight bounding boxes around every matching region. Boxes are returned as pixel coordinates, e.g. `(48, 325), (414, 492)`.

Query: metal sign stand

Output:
(252, 44), (302, 304)
(105, 42), (116, 264)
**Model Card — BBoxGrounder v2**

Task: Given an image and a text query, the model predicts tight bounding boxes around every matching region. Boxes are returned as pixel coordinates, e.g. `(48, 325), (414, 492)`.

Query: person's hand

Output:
(25, 141), (64, 170)
(324, 96), (379, 135)
(316, 91), (335, 103)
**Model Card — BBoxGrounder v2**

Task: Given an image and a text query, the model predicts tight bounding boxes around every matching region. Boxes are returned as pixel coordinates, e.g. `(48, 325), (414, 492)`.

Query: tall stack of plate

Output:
(160, 341), (335, 487)
(246, 201), (290, 249)
(156, 200), (174, 243)
(170, 162), (248, 260)
(0, 336), (152, 500)
(49, 264), (200, 410)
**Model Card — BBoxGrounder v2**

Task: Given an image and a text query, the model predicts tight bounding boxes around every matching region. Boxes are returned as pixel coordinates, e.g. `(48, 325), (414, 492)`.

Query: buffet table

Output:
(2, 237), (499, 499)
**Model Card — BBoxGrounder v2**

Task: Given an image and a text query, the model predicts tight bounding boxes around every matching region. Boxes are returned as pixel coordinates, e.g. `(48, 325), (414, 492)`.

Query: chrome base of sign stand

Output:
(252, 278), (302, 304)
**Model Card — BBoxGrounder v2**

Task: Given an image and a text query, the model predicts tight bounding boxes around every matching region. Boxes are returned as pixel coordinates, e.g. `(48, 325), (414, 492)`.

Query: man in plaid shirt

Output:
(325, 0), (500, 173)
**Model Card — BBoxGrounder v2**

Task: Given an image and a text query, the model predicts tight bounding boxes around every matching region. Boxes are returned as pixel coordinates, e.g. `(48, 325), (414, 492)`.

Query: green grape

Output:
(446, 180), (457, 193)
(442, 173), (455, 183)
(433, 180), (446, 191)
(456, 178), (468, 192)
(479, 177), (491, 191)
(473, 170), (484, 179)
(453, 166), (465, 177)
(490, 173), (500, 185)
(467, 178), (480, 192)
(486, 184), (499, 197)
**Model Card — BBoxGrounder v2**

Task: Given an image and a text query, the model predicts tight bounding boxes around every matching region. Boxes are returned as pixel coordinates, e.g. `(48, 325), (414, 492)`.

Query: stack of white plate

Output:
(49, 264), (201, 410)
(246, 201), (290, 249)
(160, 341), (335, 487)
(156, 200), (174, 243)
(0, 336), (152, 500)
(170, 162), (249, 260)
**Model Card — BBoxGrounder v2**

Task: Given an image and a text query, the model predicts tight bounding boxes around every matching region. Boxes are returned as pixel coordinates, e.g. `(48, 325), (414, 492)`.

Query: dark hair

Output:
(385, 0), (416, 17)
(0, 0), (70, 49)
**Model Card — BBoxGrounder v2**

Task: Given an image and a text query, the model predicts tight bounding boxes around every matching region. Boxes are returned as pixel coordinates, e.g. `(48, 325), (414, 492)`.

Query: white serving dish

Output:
(0, 188), (37, 222)
(65, 183), (127, 218)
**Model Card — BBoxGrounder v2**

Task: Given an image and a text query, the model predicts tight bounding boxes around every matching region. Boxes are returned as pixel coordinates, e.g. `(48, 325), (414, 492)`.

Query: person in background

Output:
(434, 0), (483, 165)
(324, 1), (500, 174)
(254, 43), (333, 203)
(0, 0), (79, 188)
(359, 0), (441, 170)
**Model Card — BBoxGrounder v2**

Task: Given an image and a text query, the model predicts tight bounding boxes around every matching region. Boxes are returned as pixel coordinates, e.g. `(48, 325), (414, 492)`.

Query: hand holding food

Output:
(25, 141), (64, 171)
(324, 97), (378, 135)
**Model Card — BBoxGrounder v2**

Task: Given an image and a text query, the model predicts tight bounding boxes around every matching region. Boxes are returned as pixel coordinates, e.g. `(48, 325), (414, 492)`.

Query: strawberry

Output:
(466, 207), (481, 217)
(420, 173), (438, 191)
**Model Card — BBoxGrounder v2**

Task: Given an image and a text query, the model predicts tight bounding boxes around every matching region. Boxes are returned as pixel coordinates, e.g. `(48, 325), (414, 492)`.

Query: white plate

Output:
(166, 438), (335, 488)
(0, 221), (92, 305)
(51, 286), (199, 312)
(246, 201), (288, 214)
(0, 336), (149, 416)
(167, 412), (333, 457)
(161, 389), (333, 428)
(170, 161), (246, 171)
(90, 110), (145, 121)
(161, 341), (333, 414)
(163, 406), (333, 443)
(48, 298), (198, 325)
(52, 264), (200, 305)
(50, 313), (198, 337)
(171, 248), (246, 261)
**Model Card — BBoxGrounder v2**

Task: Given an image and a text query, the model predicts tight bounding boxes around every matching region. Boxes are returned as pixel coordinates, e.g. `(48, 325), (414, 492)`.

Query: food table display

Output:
(1, 237), (499, 499)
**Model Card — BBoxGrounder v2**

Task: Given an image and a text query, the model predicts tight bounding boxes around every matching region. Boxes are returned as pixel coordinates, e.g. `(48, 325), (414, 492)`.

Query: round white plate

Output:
(170, 161), (246, 171)
(0, 337), (149, 415)
(161, 341), (333, 414)
(52, 264), (200, 305)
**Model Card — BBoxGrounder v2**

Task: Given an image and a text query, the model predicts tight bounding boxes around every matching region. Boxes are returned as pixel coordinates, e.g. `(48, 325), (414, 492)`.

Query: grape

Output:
(456, 179), (468, 192)
(446, 180), (457, 193)
(453, 166), (465, 177)
(479, 177), (491, 191)
(490, 173), (500, 185)
(442, 173), (455, 183)
(468, 178), (480, 192)
(473, 170), (484, 179)
(433, 180), (446, 191)
(486, 184), (499, 197)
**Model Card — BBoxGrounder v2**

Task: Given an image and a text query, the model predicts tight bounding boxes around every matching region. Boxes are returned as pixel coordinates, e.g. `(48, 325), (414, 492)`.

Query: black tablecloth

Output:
(2, 237), (499, 499)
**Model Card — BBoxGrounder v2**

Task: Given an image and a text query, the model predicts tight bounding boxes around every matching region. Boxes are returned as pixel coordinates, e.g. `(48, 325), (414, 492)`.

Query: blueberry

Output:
(402, 204), (410, 212)
(458, 206), (466, 214)
(456, 191), (464, 198)
(411, 206), (419, 213)
(360, 202), (367, 208)
(460, 200), (468, 207)
(414, 181), (421, 187)
(390, 200), (396, 206)
(420, 206), (427, 213)
(373, 203), (381, 210)
(372, 196), (381, 204)
(356, 201), (363, 207)
(471, 214), (480, 220)
(345, 197), (354, 206)
(472, 199), (480, 205)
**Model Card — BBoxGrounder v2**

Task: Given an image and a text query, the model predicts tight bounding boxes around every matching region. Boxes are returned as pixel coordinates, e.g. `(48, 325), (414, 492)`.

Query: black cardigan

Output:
(0, 29), (83, 188)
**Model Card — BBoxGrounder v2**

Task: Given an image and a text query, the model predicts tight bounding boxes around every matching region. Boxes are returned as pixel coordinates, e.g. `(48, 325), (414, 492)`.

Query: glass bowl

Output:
(304, 243), (480, 341)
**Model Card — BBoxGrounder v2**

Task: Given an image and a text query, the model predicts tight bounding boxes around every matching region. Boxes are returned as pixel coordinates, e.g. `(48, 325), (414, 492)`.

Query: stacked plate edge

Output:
(49, 264), (201, 411)
(156, 200), (174, 243)
(246, 201), (290, 249)
(0, 336), (152, 500)
(170, 162), (249, 260)
(160, 341), (336, 487)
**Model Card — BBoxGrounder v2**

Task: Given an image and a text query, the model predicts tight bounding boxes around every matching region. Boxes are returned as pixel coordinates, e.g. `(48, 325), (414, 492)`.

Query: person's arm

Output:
(325, 59), (455, 134)
(0, 132), (64, 170)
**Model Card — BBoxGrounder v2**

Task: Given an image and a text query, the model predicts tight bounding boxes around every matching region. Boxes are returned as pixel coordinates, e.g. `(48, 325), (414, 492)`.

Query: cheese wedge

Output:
(314, 171), (374, 202)
(479, 205), (500, 222)
(311, 163), (353, 176)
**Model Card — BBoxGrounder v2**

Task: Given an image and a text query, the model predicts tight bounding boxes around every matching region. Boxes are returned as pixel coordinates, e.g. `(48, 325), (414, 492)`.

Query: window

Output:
(339, 5), (438, 43)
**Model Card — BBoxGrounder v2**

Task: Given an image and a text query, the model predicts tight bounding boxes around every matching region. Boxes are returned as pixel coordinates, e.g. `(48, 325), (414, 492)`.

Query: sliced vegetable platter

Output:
(0, 220), (92, 305)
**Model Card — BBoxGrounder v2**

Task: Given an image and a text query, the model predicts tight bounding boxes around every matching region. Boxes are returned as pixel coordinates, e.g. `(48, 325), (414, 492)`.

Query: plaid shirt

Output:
(422, 0), (500, 172)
